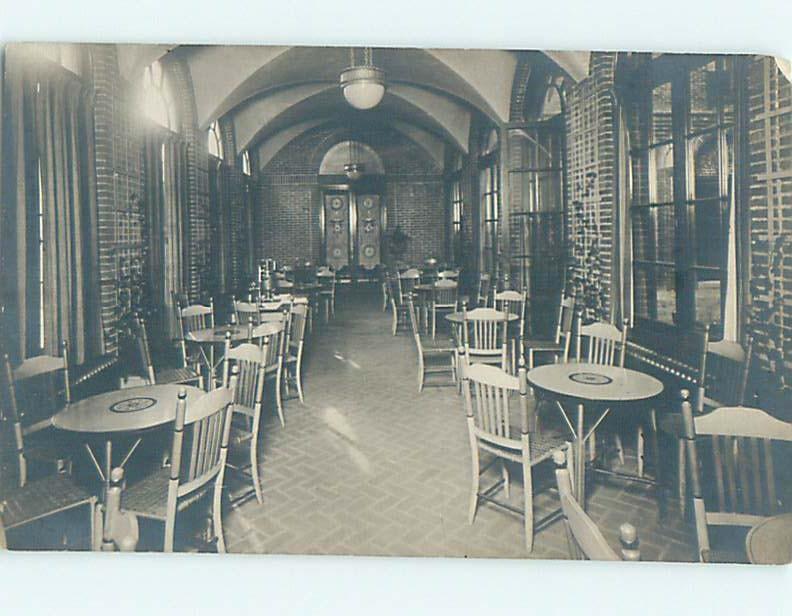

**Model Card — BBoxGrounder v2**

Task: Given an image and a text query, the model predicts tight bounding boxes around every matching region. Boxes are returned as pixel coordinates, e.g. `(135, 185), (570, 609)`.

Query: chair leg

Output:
(275, 369), (285, 428)
(614, 433), (626, 466)
(501, 460), (510, 498)
(636, 427), (644, 477)
(250, 436), (263, 504)
(213, 477), (226, 554)
(431, 309), (436, 340)
(468, 441), (480, 524)
(296, 353), (305, 404)
(418, 354), (425, 392)
(648, 409), (665, 517)
(678, 438), (687, 517)
(90, 499), (101, 551)
(391, 304), (398, 336)
(522, 456), (534, 553)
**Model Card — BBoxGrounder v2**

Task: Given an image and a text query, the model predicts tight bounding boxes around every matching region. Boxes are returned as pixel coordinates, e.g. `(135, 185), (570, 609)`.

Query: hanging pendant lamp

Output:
(344, 139), (364, 181)
(340, 47), (386, 111)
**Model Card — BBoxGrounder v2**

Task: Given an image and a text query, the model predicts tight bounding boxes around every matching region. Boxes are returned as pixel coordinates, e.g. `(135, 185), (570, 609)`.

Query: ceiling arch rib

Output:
(233, 83), (329, 152)
(543, 50), (591, 82)
(235, 83), (470, 155)
(182, 45), (292, 129)
(181, 45), (507, 131)
(255, 118), (446, 171)
(117, 44), (176, 82)
(256, 119), (326, 170)
(425, 48), (517, 123)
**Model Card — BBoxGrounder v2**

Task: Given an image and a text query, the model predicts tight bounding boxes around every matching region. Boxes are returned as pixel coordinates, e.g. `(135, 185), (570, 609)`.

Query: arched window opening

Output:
(208, 120), (224, 160)
(140, 60), (178, 131)
(241, 150), (252, 176)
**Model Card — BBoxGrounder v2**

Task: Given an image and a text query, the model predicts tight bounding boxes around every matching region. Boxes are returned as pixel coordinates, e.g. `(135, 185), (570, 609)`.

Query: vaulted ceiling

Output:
(116, 45), (591, 170)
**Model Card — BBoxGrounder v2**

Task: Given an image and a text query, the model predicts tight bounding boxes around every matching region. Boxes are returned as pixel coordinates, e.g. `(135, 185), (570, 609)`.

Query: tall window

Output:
(241, 150), (252, 176)
(627, 56), (736, 331)
(208, 120), (224, 159)
(447, 153), (464, 264)
(479, 128), (500, 275)
(140, 60), (178, 131)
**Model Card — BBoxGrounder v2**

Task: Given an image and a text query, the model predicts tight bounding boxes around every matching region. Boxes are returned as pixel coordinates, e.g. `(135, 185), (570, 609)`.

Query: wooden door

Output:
(324, 193), (350, 270)
(356, 194), (381, 270)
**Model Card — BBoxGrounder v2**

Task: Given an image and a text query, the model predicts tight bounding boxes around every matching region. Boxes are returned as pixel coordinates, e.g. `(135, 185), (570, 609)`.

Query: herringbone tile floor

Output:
(223, 286), (697, 561)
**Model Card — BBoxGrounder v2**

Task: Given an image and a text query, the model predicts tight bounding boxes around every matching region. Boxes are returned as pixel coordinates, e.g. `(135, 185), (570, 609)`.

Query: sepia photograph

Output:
(0, 37), (791, 573)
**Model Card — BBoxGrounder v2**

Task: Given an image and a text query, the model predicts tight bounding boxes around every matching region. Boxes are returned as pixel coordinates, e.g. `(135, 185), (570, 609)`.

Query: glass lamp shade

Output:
(340, 66), (386, 110)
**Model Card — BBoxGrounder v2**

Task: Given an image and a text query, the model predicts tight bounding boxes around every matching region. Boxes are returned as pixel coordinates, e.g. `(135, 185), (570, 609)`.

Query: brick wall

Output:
(257, 125), (445, 266)
(89, 44), (145, 355)
(169, 59), (212, 302)
(746, 56), (792, 398)
(564, 52), (618, 321)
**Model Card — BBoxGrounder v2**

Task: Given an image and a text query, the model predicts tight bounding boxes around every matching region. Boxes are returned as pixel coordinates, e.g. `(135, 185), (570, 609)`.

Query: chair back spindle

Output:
(680, 389), (792, 562)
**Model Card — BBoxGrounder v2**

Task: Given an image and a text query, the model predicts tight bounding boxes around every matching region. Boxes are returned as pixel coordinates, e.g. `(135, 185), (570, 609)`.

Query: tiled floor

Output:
(223, 285), (698, 561)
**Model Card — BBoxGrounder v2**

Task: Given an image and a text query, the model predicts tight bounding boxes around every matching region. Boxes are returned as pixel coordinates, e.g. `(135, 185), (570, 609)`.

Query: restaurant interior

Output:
(0, 43), (790, 563)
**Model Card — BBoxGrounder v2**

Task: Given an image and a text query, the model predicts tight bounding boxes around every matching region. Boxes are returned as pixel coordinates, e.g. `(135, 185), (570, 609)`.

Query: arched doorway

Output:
(319, 141), (386, 273)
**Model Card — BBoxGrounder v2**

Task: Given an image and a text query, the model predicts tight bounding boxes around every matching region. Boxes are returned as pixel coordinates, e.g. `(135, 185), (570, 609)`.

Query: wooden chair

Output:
(430, 280), (459, 340)
(663, 332), (754, 515)
(461, 354), (570, 552)
(680, 390), (792, 563)
(177, 299), (215, 371)
(476, 273), (492, 307)
(462, 308), (508, 371)
(381, 270), (393, 312)
(388, 276), (411, 336)
(122, 378), (237, 552)
(553, 449), (641, 561)
(249, 322), (286, 428)
(568, 315), (642, 469)
(317, 270), (337, 321)
(397, 268), (421, 302)
(1, 354), (99, 550)
(233, 296), (261, 327)
(133, 314), (203, 389)
(284, 303), (309, 403)
(407, 296), (455, 392)
(495, 289), (528, 374)
(523, 291), (576, 369)
(222, 343), (268, 504)
(568, 313), (629, 366)
(6, 342), (71, 436)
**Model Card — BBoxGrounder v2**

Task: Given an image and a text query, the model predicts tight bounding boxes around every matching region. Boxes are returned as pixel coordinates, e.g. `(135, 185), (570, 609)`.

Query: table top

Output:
(527, 362), (664, 403)
(746, 513), (792, 565)
(292, 283), (321, 292)
(52, 384), (204, 434)
(445, 311), (518, 324)
(187, 325), (249, 343)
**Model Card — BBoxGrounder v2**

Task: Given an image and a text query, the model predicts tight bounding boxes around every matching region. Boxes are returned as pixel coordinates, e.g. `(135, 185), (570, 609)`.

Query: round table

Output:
(746, 513), (792, 565)
(187, 325), (248, 344)
(53, 384), (205, 480)
(527, 362), (664, 506)
(445, 311), (518, 324)
(53, 383), (203, 551)
(187, 325), (249, 384)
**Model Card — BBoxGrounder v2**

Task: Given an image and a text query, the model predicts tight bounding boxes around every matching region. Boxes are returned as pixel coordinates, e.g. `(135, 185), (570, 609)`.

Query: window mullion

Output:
(673, 69), (695, 328)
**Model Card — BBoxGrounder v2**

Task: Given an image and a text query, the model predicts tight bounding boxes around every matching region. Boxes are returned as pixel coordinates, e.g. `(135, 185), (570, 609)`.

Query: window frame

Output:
(479, 134), (501, 276)
(627, 55), (738, 333)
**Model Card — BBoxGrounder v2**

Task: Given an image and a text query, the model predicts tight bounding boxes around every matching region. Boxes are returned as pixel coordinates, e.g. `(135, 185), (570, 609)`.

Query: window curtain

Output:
(208, 157), (231, 295)
(1, 49), (102, 364)
(142, 127), (189, 340)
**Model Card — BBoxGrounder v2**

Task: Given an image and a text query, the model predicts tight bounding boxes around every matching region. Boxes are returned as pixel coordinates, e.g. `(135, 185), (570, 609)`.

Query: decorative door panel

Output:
(356, 194), (381, 269)
(324, 193), (349, 270)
